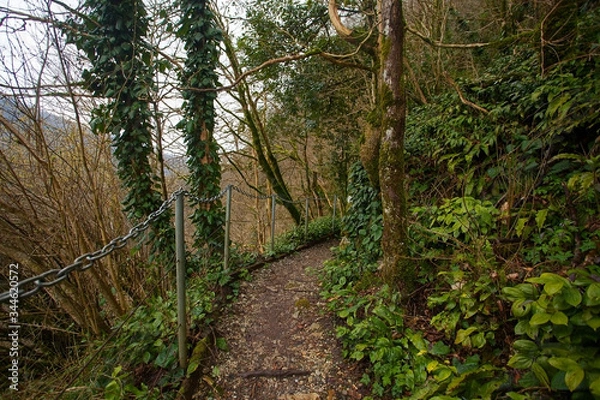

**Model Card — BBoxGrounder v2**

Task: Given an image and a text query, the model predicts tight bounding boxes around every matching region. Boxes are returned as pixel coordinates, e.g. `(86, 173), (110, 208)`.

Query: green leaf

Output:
(471, 332), (487, 348)
(430, 341), (451, 356)
(535, 209), (549, 229)
(513, 339), (538, 353)
(551, 311), (569, 325)
(514, 320), (529, 335)
(563, 287), (583, 307)
(565, 367), (585, 392)
(590, 376), (600, 397)
(508, 354), (534, 369)
(586, 317), (600, 330)
(548, 357), (580, 372)
(434, 366), (453, 382)
(586, 283), (600, 306)
(531, 362), (551, 388)
(512, 299), (532, 317)
(515, 218), (529, 237)
(530, 312), (552, 326)
(455, 327), (477, 345)
(503, 286), (527, 300)
(528, 273), (568, 295)
(545, 280), (566, 296)
(104, 380), (121, 400)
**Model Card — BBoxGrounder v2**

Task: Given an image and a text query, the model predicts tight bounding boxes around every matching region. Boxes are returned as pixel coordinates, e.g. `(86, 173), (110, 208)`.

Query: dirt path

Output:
(193, 239), (366, 400)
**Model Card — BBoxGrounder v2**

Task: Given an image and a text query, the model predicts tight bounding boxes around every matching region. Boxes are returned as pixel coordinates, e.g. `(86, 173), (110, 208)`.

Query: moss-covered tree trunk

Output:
(377, 0), (412, 291)
(329, 0), (412, 291)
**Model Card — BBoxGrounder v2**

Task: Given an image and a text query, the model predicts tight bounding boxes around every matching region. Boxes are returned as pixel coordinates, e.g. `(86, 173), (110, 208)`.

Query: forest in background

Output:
(0, 0), (598, 398)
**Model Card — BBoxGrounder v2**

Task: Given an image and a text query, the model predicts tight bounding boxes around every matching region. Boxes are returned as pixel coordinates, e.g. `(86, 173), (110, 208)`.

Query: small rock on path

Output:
(193, 239), (366, 400)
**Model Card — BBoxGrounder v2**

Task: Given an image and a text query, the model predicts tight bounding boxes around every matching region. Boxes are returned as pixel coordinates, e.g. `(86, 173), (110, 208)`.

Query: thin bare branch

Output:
(407, 25), (492, 49)
(444, 72), (489, 114)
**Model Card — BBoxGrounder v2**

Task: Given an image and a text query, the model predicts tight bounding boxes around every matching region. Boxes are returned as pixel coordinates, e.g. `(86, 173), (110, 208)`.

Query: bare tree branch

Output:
(184, 51), (322, 93)
(407, 25), (492, 49)
(444, 72), (489, 114)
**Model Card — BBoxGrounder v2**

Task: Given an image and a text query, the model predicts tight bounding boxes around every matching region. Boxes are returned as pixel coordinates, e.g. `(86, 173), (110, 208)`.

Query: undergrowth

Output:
(321, 39), (599, 399)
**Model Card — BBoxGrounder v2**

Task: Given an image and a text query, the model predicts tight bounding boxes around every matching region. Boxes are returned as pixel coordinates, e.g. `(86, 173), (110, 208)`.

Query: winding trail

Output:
(193, 239), (366, 400)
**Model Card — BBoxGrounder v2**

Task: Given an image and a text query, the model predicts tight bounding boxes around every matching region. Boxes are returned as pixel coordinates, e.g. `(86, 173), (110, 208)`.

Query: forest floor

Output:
(192, 238), (368, 400)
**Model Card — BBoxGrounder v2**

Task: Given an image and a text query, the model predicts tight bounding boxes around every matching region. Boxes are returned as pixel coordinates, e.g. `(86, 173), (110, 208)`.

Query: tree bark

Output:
(377, 0), (412, 291)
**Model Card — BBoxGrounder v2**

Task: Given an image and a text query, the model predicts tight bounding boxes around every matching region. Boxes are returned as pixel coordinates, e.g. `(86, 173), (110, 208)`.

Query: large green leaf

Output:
(530, 311), (552, 326)
(586, 283), (600, 306)
(548, 357), (580, 372)
(590, 376), (600, 397)
(551, 311), (569, 326)
(531, 362), (551, 388)
(565, 367), (585, 392)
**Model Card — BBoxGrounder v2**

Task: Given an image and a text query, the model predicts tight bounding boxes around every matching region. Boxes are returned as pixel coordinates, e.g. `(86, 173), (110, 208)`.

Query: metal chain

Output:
(231, 185), (271, 200)
(0, 185), (333, 303)
(186, 186), (228, 204)
(0, 189), (184, 303)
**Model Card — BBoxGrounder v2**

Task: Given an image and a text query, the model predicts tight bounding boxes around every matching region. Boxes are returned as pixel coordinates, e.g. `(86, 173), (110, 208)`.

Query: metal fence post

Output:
(332, 194), (337, 233)
(270, 194), (276, 253)
(223, 185), (232, 272)
(305, 198), (309, 240)
(175, 191), (187, 370)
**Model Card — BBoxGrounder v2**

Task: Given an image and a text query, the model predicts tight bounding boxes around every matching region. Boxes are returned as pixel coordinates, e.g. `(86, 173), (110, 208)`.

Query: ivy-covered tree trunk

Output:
(178, 0), (225, 253)
(72, 0), (174, 259)
(377, 0), (412, 291)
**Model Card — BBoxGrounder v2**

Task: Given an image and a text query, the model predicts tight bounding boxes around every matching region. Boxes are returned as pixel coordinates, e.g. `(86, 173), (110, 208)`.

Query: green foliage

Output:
(322, 259), (508, 399)
(177, 0), (224, 256)
(67, 0), (174, 256)
(503, 268), (600, 398)
(413, 197), (499, 242)
(268, 215), (340, 256)
(428, 267), (503, 351)
(340, 162), (383, 262)
(325, 16), (600, 394)
(90, 276), (215, 398)
(104, 366), (160, 400)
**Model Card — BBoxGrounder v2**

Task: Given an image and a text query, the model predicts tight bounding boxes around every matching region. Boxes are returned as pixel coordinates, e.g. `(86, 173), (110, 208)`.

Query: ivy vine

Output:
(67, 0), (173, 256)
(177, 0), (224, 256)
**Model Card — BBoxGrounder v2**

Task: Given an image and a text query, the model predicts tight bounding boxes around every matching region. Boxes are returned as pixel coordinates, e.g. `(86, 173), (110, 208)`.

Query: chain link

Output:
(231, 185), (272, 200)
(186, 186), (228, 204)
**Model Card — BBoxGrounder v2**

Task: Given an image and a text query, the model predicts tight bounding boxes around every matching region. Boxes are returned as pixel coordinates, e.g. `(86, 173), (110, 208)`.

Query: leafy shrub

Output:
(503, 268), (600, 398)
(88, 276), (215, 399)
(429, 267), (503, 352)
(413, 197), (499, 244)
(269, 214), (340, 256)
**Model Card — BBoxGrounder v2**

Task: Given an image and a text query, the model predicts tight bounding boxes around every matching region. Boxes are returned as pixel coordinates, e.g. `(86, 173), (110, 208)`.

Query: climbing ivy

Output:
(67, 0), (173, 255)
(177, 0), (224, 257)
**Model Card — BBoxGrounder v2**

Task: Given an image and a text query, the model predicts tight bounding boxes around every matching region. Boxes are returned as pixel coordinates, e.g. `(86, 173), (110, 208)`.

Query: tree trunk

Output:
(377, 0), (412, 291)
(219, 24), (302, 224)
(328, 0), (412, 292)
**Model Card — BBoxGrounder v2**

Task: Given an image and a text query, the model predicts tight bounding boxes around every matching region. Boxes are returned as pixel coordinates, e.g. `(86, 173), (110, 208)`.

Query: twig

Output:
(238, 369), (311, 379)
(407, 25), (492, 49)
(443, 72), (489, 114)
